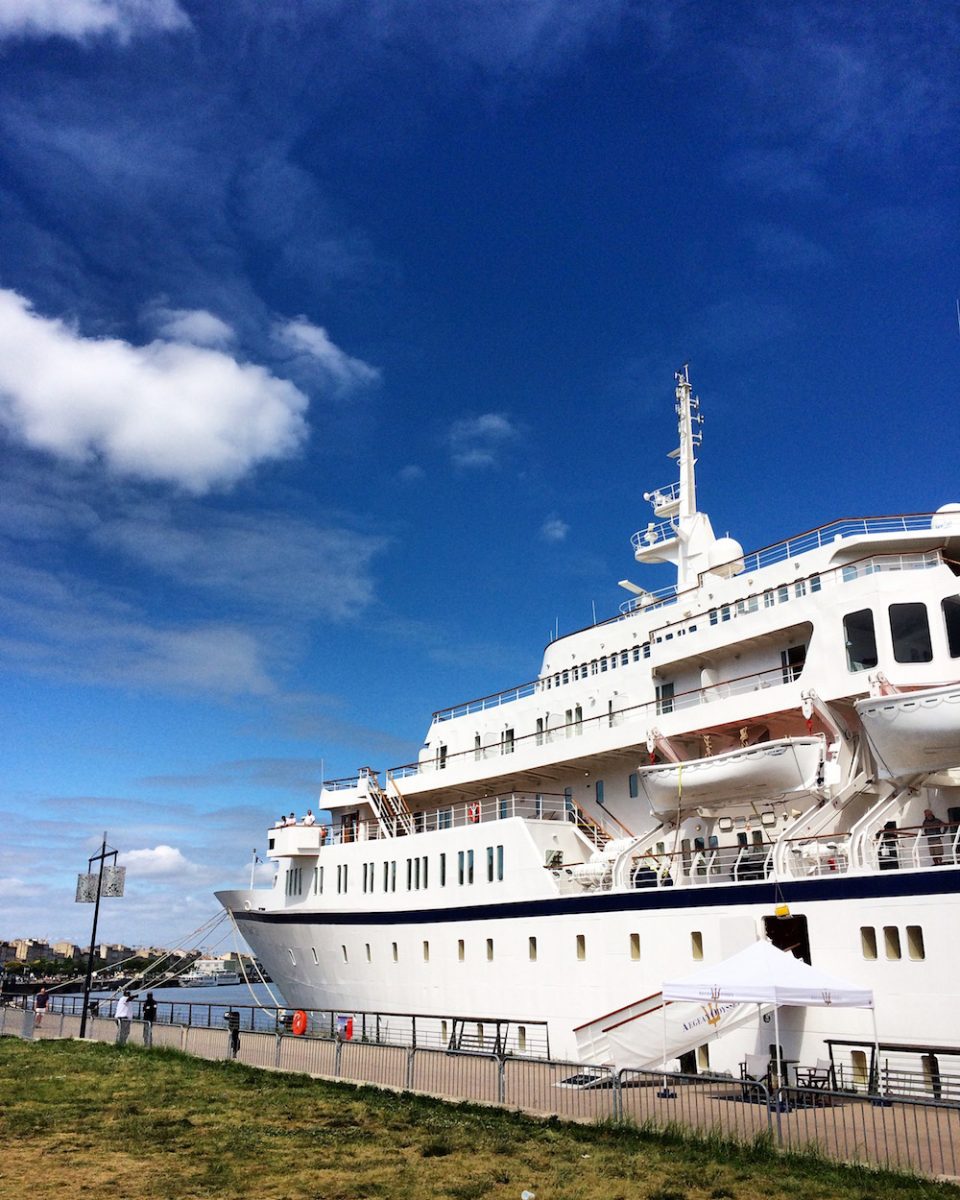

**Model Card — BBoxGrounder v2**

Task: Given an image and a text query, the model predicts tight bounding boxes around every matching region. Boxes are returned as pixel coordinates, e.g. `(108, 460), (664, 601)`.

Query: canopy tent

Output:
(659, 940), (877, 1086)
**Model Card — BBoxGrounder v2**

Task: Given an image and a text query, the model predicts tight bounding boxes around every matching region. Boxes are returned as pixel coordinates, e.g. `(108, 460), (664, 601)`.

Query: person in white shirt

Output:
(302, 809), (316, 826)
(115, 991), (133, 1046)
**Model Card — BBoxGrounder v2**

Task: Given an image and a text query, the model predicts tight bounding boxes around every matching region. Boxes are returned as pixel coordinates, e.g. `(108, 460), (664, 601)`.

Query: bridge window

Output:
(890, 603), (933, 663)
(907, 925), (925, 960)
(843, 609), (878, 671)
(860, 926), (878, 959)
(943, 596), (960, 657)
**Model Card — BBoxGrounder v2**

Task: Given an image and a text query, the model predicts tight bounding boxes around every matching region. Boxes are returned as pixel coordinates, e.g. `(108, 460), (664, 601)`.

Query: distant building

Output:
(51, 941), (79, 961)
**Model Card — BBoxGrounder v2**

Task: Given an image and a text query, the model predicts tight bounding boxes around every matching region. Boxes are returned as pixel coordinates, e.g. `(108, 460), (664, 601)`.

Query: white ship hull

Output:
(856, 683), (960, 780)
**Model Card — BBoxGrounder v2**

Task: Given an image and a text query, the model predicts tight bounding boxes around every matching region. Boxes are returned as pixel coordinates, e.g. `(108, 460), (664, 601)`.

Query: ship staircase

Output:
(446, 1017), (508, 1057)
(361, 767), (414, 837)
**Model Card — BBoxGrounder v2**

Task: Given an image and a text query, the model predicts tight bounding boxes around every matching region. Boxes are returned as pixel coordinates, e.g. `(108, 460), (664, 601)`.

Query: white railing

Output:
(737, 514), (939, 575)
(630, 518), (677, 553)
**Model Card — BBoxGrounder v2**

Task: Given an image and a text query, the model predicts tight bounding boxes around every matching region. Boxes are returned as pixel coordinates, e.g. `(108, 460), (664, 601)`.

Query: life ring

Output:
(468, 803), (480, 824)
(292, 1009), (308, 1036)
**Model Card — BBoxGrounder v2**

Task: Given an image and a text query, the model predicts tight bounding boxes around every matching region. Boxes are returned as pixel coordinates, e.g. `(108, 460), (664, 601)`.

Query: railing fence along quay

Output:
(4, 1003), (960, 1181)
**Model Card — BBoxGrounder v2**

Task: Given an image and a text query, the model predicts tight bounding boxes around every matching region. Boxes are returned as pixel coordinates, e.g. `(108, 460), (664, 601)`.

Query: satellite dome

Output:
(707, 536), (745, 578)
(932, 503), (960, 531)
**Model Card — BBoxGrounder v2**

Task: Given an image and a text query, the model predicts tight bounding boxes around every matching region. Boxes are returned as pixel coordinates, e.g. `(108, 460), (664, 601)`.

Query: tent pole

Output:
(871, 1006), (881, 1095)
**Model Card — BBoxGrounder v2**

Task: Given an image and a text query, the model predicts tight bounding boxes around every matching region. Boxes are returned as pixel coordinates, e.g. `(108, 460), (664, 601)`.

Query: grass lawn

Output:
(0, 1039), (956, 1200)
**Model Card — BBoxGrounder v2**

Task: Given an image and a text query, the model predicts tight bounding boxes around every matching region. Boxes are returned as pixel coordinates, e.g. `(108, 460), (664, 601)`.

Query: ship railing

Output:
(736, 512), (944, 575)
(646, 548), (942, 645)
(618, 582), (681, 615)
(322, 792), (593, 845)
(391, 665), (799, 784)
(859, 820), (960, 873)
(630, 517), (677, 553)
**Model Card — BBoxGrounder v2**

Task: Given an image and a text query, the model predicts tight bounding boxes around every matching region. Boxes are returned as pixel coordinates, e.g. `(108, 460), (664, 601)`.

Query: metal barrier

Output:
(4, 1008), (959, 1181)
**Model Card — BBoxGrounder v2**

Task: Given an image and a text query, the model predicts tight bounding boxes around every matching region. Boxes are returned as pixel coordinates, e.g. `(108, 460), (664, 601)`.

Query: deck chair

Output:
(739, 1052), (771, 1100)
(796, 1058), (834, 1090)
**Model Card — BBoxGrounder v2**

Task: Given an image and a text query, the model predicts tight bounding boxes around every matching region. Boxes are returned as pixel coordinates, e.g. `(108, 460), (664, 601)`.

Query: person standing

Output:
(142, 992), (158, 1047)
(115, 991), (133, 1046)
(922, 809), (945, 866)
(34, 987), (49, 1028)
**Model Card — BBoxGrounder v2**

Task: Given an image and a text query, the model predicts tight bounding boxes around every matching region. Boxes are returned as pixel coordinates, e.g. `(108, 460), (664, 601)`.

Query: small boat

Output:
(632, 736), (825, 815)
(179, 960), (242, 987)
(856, 682), (960, 780)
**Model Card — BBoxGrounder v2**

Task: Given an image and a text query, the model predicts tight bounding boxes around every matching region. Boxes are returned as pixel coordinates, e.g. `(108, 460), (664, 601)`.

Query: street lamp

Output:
(75, 832), (125, 1039)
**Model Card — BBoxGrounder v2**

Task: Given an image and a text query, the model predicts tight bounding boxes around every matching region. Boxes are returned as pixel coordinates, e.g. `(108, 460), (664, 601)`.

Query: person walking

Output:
(142, 992), (158, 1047)
(34, 987), (49, 1028)
(115, 991), (133, 1046)
(923, 809), (945, 866)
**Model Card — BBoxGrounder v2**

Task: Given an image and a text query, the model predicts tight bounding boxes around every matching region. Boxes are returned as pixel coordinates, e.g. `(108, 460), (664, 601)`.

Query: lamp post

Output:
(76, 832), (125, 1039)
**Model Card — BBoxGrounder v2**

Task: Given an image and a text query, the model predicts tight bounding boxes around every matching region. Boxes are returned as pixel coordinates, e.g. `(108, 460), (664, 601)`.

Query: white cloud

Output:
(448, 412), (520, 469)
(119, 844), (198, 878)
(0, 288), (309, 493)
(0, 877), (44, 899)
(541, 515), (569, 542)
(398, 464), (425, 483)
(95, 505), (385, 622)
(273, 316), (381, 396)
(0, 0), (189, 42)
(147, 306), (236, 348)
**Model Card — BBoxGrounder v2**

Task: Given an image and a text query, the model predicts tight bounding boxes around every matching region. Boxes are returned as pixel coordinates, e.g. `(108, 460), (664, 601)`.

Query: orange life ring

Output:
(292, 1009), (308, 1036)
(468, 803), (480, 824)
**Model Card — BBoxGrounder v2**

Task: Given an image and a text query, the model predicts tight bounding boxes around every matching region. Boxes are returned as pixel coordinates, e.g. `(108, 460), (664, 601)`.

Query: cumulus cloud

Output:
(0, 288), (309, 493)
(541, 515), (569, 542)
(0, 0), (189, 42)
(448, 412), (520, 468)
(273, 316), (381, 396)
(119, 844), (199, 877)
(147, 305), (236, 348)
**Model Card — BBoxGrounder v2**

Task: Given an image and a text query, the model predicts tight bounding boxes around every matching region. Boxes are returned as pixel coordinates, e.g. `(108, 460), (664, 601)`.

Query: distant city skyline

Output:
(1, 1), (957, 944)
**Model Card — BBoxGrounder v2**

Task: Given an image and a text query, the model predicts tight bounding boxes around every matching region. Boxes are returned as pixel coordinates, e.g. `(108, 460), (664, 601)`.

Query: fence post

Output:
(613, 1070), (623, 1122)
(406, 1047), (416, 1090)
(497, 1057), (505, 1105)
(275, 1033), (282, 1069)
(334, 1040), (343, 1078)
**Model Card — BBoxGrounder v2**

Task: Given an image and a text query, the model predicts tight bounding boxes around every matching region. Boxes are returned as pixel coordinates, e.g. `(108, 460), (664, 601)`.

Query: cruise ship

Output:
(218, 368), (960, 1076)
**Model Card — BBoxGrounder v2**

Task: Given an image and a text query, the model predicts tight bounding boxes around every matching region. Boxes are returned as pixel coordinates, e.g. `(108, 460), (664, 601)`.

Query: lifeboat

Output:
(633, 736), (825, 816)
(855, 682), (960, 780)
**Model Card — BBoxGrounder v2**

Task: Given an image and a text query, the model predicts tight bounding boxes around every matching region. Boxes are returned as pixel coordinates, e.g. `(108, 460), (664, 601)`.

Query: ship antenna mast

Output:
(675, 363), (702, 522)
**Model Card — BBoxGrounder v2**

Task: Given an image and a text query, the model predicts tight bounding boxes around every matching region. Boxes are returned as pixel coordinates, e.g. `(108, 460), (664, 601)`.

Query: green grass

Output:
(0, 1039), (956, 1200)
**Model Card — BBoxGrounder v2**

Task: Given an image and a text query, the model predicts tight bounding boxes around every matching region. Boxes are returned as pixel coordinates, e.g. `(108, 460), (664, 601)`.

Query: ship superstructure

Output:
(219, 368), (960, 1074)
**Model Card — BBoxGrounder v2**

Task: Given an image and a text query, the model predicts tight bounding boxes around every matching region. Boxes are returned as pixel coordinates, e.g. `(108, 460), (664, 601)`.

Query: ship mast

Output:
(675, 364), (702, 524)
(624, 366), (740, 596)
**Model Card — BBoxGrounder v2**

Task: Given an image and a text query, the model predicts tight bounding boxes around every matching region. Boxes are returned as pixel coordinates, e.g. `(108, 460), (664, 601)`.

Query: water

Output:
(53, 980), (287, 1033)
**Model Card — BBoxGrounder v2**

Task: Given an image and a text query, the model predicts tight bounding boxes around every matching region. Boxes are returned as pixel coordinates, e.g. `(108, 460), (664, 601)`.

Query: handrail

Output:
(392, 663), (801, 783)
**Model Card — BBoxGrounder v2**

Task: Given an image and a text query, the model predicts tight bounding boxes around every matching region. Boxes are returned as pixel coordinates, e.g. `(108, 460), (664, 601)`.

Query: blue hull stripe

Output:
(233, 868), (960, 929)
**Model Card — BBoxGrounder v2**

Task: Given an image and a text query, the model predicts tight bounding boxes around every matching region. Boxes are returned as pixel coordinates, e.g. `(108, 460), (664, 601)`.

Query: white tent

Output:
(660, 940), (877, 1085)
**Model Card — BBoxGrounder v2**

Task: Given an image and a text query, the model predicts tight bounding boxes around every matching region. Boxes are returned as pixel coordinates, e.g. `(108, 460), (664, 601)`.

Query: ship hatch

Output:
(763, 913), (811, 965)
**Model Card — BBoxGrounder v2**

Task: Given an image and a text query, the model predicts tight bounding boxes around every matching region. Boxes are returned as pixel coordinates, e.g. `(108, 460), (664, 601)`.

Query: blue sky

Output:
(1, 0), (957, 949)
